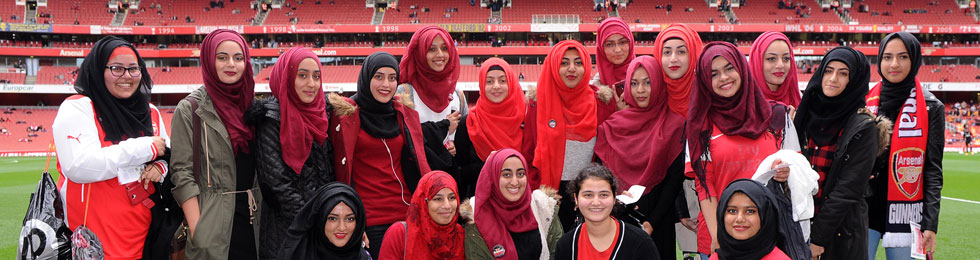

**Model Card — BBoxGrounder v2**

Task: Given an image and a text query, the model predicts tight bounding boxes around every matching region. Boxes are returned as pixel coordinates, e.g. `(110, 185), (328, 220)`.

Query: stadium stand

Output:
(264, 0), (374, 25)
(126, 0), (256, 26)
(847, 0), (978, 25)
(731, 0), (846, 24)
(503, 0), (606, 23)
(618, 1), (728, 24)
(384, 0), (490, 24)
(0, 1), (24, 23)
(36, 0), (113, 25)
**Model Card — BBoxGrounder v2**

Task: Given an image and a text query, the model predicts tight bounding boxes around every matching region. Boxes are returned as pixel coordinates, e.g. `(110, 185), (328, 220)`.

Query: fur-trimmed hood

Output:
(327, 93), (356, 117)
(459, 186), (559, 224)
(858, 107), (894, 157)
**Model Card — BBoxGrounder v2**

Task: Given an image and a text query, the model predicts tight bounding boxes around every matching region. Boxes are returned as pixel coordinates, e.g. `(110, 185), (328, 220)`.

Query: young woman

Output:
(327, 51), (430, 258)
(522, 40), (597, 231)
(278, 182), (370, 260)
(592, 17), (636, 121)
(653, 23), (704, 117)
(378, 171), (464, 260)
(594, 56), (686, 260)
(53, 36), (167, 260)
(397, 26), (467, 176)
(460, 148), (563, 260)
(247, 47), (334, 259)
(866, 32), (944, 260)
(795, 46), (884, 259)
(711, 179), (792, 260)
(453, 58), (526, 199)
(553, 165), (659, 260)
(749, 31), (801, 108)
(171, 29), (261, 259)
(686, 41), (796, 257)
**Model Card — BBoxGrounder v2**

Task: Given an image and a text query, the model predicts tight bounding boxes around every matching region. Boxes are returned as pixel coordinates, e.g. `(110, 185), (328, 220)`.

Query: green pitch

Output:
(1, 154), (978, 259)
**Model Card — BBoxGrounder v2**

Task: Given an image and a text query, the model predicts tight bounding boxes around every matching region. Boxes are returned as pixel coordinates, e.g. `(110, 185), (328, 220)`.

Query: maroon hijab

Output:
(595, 56), (685, 193)
(686, 41), (774, 195)
(399, 26), (461, 112)
(269, 47), (329, 174)
(473, 148), (538, 260)
(200, 29), (255, 154)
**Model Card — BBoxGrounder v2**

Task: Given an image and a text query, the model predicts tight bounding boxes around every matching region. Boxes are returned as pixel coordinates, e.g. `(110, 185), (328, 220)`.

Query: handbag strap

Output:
(82, 183), (91, 226)
(187, 97), (202, 183)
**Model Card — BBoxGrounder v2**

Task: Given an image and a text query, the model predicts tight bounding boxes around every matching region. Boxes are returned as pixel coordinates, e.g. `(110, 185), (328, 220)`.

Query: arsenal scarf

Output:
(866, 79), (928, 247)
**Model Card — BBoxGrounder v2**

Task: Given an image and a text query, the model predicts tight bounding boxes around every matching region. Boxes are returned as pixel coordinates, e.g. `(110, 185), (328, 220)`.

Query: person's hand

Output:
(445, 141), (457, 157)
(789, 105), (797, 121)
(772, 159), (789, 182)
(152, 136), (166, 156)
(641, 221), (653, 235)
(614, 91), (628, 111)
(140, 163), (163, 189)
(711, 240), (720, 253)
(680, 217), (698, 232)
(922, 230), (937, 254)
(363, 233), (370, 248)
(810, 243), (824, 259)
(446, 111), (461, 135)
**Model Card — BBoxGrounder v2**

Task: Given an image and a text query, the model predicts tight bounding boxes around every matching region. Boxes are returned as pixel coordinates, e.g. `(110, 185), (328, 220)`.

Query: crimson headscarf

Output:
(399, 26), (461, 112)
(200, 29), (255, 154)
(474, 148), (538, 260)
(405, 171), (465, 260)
(467, 58), (526, 160)
(596, 17), (635, 86)
(749, 31), (801, 107)
(533, 40), (597, 190)
(269, 47), (329, 174)
(595, 56), (685, 193)
(686, 41), (774, 196)
(653, 24), (703, 117)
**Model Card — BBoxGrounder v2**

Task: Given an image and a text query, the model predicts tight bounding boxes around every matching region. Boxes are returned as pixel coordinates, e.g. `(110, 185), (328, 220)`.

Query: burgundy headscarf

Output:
(269, 47), (329, 174)
(595, 56), (685, 193)
(474, 148), (538, 260)
(686, 41), (774, 196)
(749, 31), (801, 107)
(200, 29), (255, 154)
(399, 26), (461, 112)
(596, 17), (635, 86)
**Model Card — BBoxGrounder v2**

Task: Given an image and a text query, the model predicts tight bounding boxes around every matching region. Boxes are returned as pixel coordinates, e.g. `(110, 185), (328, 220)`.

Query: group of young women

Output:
(52, 19), (943, 260)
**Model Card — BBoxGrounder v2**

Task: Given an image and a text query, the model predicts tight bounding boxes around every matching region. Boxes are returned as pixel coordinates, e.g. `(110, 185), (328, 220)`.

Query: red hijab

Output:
(749, 31), (801, 107)
(467, 58), (526, 160)
(474, 148), (538, 260)
(399, 26), (461, 112)
(405, 171), (465, 260)
(533, 40), (597, 190)
(653, 24), (703, 117)
(200, 29), (255, 154)
(596, 17), (635, 86)
(269, 47), (329, 174)
(686, 42), (774, 196)
(595, 56), (685, 193)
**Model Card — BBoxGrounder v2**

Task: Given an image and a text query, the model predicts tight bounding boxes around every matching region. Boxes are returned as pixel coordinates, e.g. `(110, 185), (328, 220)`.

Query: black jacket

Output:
(867, 90), (944, 234)
(802, 108), (885, 259)
(246, 97), (335, 259)
(554, 220), (660, 260)
(451, 115), (485, 200)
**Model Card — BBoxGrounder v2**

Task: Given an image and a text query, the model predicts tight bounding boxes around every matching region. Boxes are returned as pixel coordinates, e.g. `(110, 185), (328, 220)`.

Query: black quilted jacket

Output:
(246, 97), (335, 260)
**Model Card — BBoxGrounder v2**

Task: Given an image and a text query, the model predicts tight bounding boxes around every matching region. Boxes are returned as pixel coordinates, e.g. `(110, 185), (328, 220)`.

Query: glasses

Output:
(105, 66), (142, 77)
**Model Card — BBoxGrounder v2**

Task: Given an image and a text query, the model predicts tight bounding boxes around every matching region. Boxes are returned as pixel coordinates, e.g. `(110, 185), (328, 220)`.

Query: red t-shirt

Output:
(689, 125), (780, 255)
(708, 247), (791, 260)
(577, 220), (621, 260)
(378, 222), (407, 260)
(352, 129), (410, 226)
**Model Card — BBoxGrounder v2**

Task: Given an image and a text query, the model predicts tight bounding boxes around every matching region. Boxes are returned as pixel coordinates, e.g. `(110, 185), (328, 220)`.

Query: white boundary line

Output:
(942, 196), (980, 205)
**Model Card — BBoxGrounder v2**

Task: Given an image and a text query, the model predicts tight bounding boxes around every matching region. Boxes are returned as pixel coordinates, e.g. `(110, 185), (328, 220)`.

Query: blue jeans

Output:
(868, 228), (912, 260)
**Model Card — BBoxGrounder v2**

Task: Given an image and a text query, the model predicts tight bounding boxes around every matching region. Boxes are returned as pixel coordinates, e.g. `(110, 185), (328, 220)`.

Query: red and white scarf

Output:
(866, 79), (928, 247)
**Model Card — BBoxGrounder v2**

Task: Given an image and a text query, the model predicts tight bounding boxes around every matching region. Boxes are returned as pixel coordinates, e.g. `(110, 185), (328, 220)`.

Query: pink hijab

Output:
(749, 31), (801, 107)
(596, 17), (635, 86)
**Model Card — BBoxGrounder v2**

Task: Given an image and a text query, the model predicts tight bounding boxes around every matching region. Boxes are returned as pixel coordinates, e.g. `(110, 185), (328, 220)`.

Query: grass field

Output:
(1, 154), (978, 259)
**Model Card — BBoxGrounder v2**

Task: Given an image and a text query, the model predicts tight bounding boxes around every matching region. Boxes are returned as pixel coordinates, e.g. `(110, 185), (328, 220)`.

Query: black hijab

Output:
(279, 182), (368, 260)
(715, 179), (780, 260)
(795, 46), (871, 146)
(877, 32), (922, 121)
(353, 52), (401, 138)
(74, 36), (153, 143)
